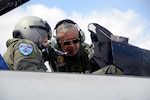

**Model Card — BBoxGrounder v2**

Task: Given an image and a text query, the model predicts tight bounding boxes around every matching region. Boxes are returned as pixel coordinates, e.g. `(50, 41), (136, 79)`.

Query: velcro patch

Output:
(19, 43), (33, 56)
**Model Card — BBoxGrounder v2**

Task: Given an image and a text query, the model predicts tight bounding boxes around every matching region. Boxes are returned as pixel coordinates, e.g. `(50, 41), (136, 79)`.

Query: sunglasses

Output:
(60, 38), (80, 45)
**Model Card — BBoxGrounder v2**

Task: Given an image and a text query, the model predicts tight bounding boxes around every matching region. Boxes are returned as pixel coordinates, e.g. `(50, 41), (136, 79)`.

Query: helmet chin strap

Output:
(34, 42), (43, 51)
(34, 36), (44, 50)
(37, 35), (46, 49)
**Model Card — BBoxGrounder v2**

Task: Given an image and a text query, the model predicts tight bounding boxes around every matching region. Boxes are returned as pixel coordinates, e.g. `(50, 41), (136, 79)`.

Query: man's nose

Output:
(69, 41), (75, 46)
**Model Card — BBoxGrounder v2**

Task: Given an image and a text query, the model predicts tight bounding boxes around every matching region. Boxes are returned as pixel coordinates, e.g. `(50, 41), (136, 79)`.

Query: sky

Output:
(0, 0), (150, 55)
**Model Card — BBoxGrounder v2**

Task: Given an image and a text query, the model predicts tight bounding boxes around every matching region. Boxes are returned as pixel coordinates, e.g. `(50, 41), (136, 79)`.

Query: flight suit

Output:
(48, 45), (92, 73)
(3, 38), (47, 71)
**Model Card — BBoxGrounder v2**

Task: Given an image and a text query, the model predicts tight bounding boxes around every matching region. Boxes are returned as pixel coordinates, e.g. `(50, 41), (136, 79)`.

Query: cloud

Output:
(68, 8), (150, 49)
(0, 4), (150, 55)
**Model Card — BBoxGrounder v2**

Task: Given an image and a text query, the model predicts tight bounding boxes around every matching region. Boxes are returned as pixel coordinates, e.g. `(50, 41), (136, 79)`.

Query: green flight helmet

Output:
(13, 16), (52, 47)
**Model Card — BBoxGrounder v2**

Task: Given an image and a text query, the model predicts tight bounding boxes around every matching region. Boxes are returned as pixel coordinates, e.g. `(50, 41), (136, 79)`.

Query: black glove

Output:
(42, 46), (56, 62)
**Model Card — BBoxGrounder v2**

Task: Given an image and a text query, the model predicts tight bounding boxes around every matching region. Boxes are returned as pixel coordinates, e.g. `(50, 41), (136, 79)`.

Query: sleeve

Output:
(82, 51), (92, 73)
(92, 65), (124, 75)
(13, 40), (47, 72)
(0, 54), (9, 70)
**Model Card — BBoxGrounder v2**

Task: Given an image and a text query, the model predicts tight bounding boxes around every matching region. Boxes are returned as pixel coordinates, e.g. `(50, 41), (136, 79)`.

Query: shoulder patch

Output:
(19, 43), (33, 56)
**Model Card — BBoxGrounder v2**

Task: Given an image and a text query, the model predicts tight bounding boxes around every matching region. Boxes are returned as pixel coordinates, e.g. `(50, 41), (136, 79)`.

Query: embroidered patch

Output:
(19, 43), (33, 56)
(57, 56), (65, 66)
